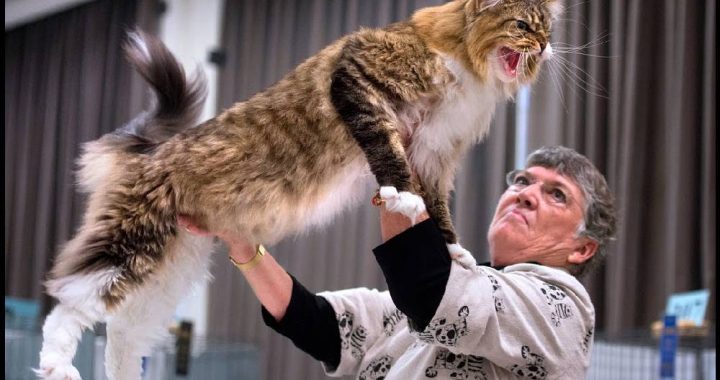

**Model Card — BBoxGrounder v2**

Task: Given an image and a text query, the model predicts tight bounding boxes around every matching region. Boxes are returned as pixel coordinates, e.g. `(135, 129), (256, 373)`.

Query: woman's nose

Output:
(516, 184), (539, 208)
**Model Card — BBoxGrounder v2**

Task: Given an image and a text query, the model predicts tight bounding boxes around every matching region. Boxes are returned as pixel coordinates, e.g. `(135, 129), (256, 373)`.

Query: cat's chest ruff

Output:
(408, 56), (501, 154)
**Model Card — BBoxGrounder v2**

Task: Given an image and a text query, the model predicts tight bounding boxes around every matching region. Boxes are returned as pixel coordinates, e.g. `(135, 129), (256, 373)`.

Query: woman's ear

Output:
(567, 238), (598, 265)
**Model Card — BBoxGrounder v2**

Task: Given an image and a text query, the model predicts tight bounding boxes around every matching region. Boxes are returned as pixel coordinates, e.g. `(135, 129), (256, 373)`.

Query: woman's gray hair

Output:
(525, 146), (617, 278)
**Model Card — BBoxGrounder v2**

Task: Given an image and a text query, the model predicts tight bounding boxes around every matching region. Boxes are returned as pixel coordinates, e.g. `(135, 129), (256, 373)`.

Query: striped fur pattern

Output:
(38, 1), (559, 378)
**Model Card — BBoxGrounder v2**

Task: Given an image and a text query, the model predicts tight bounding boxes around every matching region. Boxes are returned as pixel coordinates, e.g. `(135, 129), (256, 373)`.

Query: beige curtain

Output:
(527, 0), (716, 333)
(6, 0), (714, 377)
(212, 0), (715, 376)
(4, 0), (159, 314)
(209, 1), (515, 379)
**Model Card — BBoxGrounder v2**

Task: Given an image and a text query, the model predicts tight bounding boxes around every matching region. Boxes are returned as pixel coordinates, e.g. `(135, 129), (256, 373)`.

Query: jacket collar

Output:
(478, 261), (542, 271)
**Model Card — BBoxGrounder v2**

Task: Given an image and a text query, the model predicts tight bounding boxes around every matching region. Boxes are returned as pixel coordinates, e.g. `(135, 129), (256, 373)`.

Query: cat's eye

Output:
(516, 20), (532, 32)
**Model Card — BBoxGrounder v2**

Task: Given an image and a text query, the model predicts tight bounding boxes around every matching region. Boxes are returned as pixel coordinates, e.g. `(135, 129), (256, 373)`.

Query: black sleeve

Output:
(372, 218), (451, 331)
(261, 275), (341, 369)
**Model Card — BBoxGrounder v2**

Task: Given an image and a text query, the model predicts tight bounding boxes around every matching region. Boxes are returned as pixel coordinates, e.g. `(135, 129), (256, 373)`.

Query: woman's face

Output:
(488, 166), (594, 268)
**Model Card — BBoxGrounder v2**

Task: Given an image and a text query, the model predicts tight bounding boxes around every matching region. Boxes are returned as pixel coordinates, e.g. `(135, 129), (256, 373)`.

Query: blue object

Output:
(659, 315), (678, 379)
(141, 356), (148, 378)
(665, 289), (710, 326)
(5, 297), (40, 330)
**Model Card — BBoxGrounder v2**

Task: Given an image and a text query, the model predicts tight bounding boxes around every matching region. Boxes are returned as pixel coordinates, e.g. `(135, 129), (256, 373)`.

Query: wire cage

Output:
(587, 329), (716, 380)
(5, 327), (260, 380)
(5, 298), (715, 380)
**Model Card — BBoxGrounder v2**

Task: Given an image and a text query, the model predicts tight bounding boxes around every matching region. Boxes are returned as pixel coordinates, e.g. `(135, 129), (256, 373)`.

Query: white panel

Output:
(5, 0), (95, 30)
(159, 0), (224, 339)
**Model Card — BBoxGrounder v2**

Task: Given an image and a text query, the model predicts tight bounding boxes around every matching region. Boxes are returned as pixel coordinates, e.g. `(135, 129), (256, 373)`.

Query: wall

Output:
(158, 0), (224, 338)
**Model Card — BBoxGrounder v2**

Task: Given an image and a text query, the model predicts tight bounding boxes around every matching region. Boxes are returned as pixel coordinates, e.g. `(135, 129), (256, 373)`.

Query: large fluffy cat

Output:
(38, 0), (559, 379)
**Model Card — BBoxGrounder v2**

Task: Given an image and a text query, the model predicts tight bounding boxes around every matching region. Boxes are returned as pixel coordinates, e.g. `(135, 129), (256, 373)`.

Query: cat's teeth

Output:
(499, 47), (520, 78)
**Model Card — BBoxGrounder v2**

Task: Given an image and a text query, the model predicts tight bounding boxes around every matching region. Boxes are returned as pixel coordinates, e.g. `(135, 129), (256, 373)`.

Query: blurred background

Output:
(5, 0), (716, 379)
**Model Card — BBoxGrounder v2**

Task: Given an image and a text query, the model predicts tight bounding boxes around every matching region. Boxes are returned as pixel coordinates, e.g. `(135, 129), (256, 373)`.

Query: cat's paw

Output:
(447, 243), (477, 269)
(379, 186), (426, 224)
(36, 352), (82, 380)
(34, 363), (81, 380)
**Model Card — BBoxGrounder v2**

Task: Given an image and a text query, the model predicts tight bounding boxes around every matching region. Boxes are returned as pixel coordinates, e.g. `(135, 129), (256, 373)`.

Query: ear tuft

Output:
(545, 0), (564, 20)
(466, 0), (502, 15)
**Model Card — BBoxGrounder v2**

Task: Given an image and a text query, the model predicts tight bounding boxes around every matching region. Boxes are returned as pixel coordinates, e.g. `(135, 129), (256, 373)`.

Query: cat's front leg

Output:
(330, 62), (426, 223)
(420, 184), (477, 268)
(377, 186), (426, 224)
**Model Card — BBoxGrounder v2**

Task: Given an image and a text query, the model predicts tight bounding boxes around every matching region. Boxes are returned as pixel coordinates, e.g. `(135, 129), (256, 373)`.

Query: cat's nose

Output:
(540, 43), (553, 60)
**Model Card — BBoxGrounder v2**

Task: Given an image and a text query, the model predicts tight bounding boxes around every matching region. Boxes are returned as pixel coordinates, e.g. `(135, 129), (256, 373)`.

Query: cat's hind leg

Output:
(37, 305), (91, 380)
(37, 271), (112, 380)
(104, 232), (214, 380)
(104, 315), (154, 380)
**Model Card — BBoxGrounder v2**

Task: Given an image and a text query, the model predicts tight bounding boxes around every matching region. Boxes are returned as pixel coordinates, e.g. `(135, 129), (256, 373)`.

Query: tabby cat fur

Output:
(38, 1), (560, 379)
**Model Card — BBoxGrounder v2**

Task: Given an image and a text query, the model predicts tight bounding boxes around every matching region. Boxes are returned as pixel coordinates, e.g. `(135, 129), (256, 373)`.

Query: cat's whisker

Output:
(545, 30), (612, 100)
(519, 53), (527, 84)
(498, 51), (517, 59)
(552, 1), (595, 33)
(552, 34), (611, 57)
(547, 56), (608, 99)
(553, 17), (594, 33)
(550, 59), (600, 98)
(553, 35), (609, 50)
(552, 33), (610, 53)
(552, 51), (613, 59)
(546, 59), (569, 112)
(553, 54), (608, 96)
(516, 48), (530, 83)
(558, 0), (590, 14)
(523, 52), (532, 82)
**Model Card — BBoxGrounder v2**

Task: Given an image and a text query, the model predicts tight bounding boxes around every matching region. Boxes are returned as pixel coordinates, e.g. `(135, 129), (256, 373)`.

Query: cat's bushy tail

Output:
(77, 30), (207, 192)
(48, 29), (208, 297)
(37, 30), (208, 379)
(45, 29), (208, 302)
(116, 29), (207, 151)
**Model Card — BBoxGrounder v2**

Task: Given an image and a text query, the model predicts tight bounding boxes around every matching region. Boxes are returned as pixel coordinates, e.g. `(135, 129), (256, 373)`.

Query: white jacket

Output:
(320, 262), (595, 380)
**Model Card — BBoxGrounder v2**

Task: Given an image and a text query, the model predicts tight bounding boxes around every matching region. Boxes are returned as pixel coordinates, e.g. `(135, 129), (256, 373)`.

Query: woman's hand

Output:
(379, 207), (429, 242)
(177, 215), (292, 320)
(177, 215), (256, 264)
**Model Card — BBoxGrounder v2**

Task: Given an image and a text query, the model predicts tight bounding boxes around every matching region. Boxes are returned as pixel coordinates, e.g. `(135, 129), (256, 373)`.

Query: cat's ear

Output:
(545, 0), (564, 21)
(464, 0), (502, 16)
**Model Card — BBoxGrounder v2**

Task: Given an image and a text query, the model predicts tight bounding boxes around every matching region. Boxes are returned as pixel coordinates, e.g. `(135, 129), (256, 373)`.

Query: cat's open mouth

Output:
(499, 47), (521, 77)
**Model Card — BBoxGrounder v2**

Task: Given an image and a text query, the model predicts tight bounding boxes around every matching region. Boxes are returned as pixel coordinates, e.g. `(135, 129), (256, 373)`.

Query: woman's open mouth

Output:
(499, 47), (521, 77)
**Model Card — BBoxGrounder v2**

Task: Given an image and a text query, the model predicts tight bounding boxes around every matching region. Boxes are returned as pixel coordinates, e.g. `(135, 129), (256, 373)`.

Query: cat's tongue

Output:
(500, 47), (520, 77)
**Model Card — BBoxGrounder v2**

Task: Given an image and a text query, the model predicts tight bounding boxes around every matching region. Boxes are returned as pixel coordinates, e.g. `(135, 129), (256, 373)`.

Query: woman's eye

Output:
(514, 175), (530, 186)
(551, 188), (567, 203)
(516, 20), (531, 32)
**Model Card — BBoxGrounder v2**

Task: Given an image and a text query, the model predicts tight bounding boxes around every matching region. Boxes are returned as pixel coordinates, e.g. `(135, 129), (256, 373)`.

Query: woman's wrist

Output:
(228, 241), (257, 264)
(229, 244), (268, 272)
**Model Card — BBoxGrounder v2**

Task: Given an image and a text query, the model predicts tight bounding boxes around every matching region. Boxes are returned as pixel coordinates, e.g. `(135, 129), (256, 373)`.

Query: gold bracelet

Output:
(371, 189), (385, 207)
(229, 244), (267, 271)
